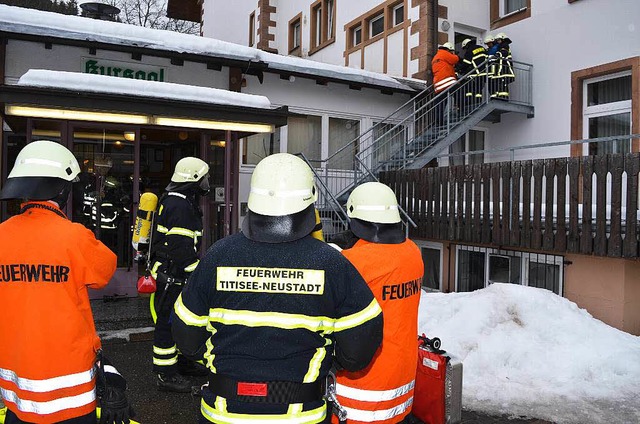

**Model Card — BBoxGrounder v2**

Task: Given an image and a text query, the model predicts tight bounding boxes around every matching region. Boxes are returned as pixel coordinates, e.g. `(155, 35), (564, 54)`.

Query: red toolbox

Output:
(413, 335), (463, 424)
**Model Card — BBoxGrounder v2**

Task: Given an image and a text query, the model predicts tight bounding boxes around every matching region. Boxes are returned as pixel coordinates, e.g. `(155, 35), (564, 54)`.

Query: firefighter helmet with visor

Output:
(346, 182), (401, 224)
(0, 140), (80, 201)
(171, 157), (209, 183)
(247, 153), (317, 216)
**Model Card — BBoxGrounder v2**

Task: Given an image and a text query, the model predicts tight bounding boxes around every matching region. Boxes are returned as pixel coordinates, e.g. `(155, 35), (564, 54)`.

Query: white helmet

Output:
(247, 153), (317, 216)
(346, 182), (401, 224)
(0, 140), (80, 201)
(495, 32), (507, 40)
(461, 38), (473, 48)
(484, 35), (495, 44)
(440, 42), (454, 51)
(171, 157), (209, 183)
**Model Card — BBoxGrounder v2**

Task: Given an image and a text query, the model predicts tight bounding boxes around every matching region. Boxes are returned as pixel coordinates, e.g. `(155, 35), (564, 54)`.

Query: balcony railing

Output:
(379, 135), (640, 258)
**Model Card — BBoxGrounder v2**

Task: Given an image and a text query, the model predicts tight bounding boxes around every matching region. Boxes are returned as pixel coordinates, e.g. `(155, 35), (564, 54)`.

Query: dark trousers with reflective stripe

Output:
(5, 409), (96, 424)
(152, 280), (183, 375)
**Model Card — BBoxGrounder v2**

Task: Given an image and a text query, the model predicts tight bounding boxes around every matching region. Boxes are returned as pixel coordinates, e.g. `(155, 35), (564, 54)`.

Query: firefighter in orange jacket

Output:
(335, 182), (424, 424)
(0, 140), (132, 424)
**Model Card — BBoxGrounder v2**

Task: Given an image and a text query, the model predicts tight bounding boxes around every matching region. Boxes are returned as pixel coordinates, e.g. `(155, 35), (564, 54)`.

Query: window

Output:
(326, 0), (334, 39)
(490, 0), (530, 25)
(448, 129), (485, 166)
(287, 115), (322, 160)
(241, 130), (281, 165)
(352, 25), (362, 47)
(248, 12), (255, 46)
(328, 118), (360, 170)
(392, 3), (404, 27)
(488, 255), (521, 284)
(372, 121), (407, 168)
(457, 249), (486, 292)
(314, 4), (322, 46)
(288, 14), (302, 54)
(419, 243), (442, 291)
(584, 72), (632, 155)
(527, 260), (561, 294)
(456, 246), (564, 295)
(503, 0), (526, 15)
(369, 13), (384, 38)
(310, 0), (336, 53)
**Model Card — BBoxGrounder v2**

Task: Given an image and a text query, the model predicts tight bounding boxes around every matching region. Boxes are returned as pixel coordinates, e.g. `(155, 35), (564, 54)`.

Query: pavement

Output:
(91, 296), (552, 424)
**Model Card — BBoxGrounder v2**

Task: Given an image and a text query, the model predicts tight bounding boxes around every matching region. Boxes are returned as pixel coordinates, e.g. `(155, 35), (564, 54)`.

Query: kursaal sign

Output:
(83, 58), (167, 81)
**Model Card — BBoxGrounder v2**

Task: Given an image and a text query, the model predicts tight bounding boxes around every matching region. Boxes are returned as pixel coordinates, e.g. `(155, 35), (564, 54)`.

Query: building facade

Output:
(0, 4), (414, 299)
(169, 0), (640, 335)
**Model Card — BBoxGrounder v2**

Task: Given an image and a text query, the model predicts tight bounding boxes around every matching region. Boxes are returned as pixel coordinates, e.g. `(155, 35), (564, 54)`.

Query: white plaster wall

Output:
(387, 30), (405, 77)
(202, 0), (256, 47)
(479, 0), (640, 161)
(364, 42), (385, 74)
(243, 72), (410, 118)
(4, 40), (230, 88)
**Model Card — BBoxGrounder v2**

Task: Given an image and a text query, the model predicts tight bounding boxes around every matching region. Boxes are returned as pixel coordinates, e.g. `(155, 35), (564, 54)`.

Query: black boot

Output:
(157, 373), (192, 393)
(177, 357), (209, 377)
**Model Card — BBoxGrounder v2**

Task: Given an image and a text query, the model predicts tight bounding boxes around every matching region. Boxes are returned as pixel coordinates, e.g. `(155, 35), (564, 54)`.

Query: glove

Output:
(96, 351), (136, 424)
(99, 386), (134, 424)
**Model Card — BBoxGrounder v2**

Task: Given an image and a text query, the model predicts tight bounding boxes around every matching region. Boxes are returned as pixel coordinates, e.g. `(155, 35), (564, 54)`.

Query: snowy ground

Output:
(417, 284), (640, 424)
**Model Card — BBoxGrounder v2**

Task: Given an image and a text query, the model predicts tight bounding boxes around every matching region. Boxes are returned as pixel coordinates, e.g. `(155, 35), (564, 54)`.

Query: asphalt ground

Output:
(94, 297), (551, 424)
(103, 338), (549, 424)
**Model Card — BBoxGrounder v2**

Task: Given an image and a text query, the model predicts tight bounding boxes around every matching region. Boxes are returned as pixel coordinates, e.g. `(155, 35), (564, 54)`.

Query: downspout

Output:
(429, 0), (438, 82)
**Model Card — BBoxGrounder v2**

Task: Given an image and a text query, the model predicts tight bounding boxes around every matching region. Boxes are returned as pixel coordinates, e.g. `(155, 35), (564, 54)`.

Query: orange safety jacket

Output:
(336, 239), (424, 424)
(432, 48), (460, 93)
(0, 201), (116, 423)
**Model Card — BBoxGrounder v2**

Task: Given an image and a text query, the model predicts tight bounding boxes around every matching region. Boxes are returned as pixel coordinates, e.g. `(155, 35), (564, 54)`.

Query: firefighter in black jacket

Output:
(149, 157), (210, 392)
(172, 153), (383, 423)
(456, 38), (488, 104)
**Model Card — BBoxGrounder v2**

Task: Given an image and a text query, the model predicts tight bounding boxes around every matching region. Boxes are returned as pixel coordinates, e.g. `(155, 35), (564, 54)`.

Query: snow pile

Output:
(418, 284), (640, 424)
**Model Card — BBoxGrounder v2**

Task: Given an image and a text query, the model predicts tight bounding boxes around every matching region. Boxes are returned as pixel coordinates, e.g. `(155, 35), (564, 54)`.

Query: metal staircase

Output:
(302, 60), (534, 239)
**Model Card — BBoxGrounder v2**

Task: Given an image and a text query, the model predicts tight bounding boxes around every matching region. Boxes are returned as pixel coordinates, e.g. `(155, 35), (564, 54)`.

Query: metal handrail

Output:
(301, 59), (533, 238)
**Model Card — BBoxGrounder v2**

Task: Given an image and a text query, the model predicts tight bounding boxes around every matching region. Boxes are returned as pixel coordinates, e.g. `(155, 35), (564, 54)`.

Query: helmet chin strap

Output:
(50, 182), (72, 209)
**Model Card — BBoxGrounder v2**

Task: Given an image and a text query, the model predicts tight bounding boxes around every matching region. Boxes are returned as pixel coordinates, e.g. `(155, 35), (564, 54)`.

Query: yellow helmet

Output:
(247, 153), (317, 216)
(346, 182), (401, 224)
(0, 140), (80, 201)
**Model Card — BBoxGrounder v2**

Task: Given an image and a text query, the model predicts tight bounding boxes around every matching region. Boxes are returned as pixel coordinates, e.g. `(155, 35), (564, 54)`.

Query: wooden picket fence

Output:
(380, 153), (640, 258)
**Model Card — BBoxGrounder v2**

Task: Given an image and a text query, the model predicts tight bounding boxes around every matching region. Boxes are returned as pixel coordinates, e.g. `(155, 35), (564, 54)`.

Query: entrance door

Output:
(70, 125), (138, 299)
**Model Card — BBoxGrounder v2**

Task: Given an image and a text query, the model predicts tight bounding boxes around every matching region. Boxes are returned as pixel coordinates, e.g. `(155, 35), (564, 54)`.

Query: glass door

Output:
(70, 125), (138, 300)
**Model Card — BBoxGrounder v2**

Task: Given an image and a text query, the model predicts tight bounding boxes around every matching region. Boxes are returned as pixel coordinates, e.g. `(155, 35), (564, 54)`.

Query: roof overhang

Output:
(0, 84), (288, 136)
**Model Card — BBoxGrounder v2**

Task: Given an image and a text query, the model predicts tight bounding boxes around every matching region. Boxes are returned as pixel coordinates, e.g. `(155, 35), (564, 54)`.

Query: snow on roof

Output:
(18, 69), (273, 109)
(419, 283), (640, 423)
(0, 5), (414, 93)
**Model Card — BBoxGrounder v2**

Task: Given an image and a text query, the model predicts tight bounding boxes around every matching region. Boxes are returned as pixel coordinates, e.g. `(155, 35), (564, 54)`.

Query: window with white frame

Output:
(241, 129), (281, 165)
(502, 0), (527, 15)
(392, 3), (404, 26)
(448, 129), (485, 166)
(369, 13), (384, 38)
(287, 115), (322, 160)
(583, 72), (632, 155)
(352, 25), (362, 47)
(328, 117), (360, 170)
(456, 245), (564, 295)
(293, 22), (301, 49)
(372, 121), (408, 167)
(417, 241), (443, 291)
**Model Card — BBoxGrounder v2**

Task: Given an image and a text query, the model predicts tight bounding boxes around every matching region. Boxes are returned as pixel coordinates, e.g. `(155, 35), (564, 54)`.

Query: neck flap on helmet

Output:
(241, 204), (316, 243)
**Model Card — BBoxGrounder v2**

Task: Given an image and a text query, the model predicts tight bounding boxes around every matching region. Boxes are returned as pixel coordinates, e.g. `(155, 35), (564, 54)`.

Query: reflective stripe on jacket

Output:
(336, 239), (424, 424)
(432, 49), (459, 93)
(172, 233), (383, 423)
(150, 191), (203, 279)
(0, 202), (116, 423)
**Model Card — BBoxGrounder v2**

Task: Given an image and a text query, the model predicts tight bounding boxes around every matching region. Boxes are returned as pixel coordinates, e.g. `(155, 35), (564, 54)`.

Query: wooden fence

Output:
(380, 153), (640, 258)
